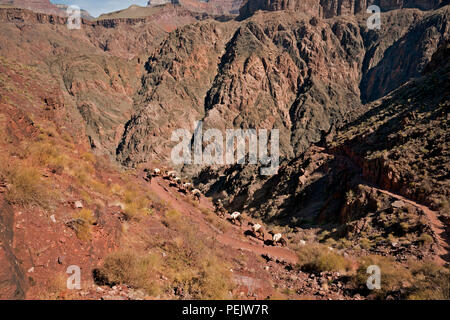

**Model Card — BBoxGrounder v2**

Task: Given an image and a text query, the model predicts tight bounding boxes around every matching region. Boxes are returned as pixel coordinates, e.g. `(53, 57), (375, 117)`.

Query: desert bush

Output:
(80, 190), (92, 206)
(40, 272), (69, 300)
(353, 255), (413, 299)
(168, 243), (232, 299)
(181, 256), (233, 300)
(206, 214), (230, 233)
(72, 166), (90, 185)
(417, 233), (434, 246)
(354, 256), (450, 300)
(5, 166), (52, 207)
(95, 250), (162, 296)
(27, 141), (67, 174)
(90, 179), (109, 196)
(407, 261), (450, 300)
(110, 183), (123, 196)
(295, 244), (351, 273)
(345, 189), (356, 204)
(157, 219), (234, 299)
(162, 208), (183, 229)
(123, 188), (153, 220)
(71, 208), (96, 241)
(360, 237), (374, 250)
(81, 152), (96, 164)
(148, 191), (167, 213)
(0, 152), (10, 180)
(437, 197), (449, 213)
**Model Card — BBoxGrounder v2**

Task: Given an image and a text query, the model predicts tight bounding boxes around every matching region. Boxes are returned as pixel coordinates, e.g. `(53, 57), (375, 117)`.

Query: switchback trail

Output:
(372, 187), (450, 265)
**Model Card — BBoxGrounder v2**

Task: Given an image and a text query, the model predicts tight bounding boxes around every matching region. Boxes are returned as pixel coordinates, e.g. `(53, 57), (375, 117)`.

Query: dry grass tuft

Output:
(295, 244), (352, 273)
(72, 208), (96, 241)
(5, 166), (52, 207)
(94, 250), (162, 296)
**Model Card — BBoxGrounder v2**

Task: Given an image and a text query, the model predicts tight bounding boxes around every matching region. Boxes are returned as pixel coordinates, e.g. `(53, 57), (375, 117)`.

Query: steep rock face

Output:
(0, 195), (27, 299)
(148, 0), (178, 6)
(116, 7), (448, 169)
(197, 38), (449, 227)
(0, 0), (93, 17)
(116, 21), (239, 166)
(239, 0), (322, 18)
(148, 0), (244, 15)
(238, 0), (444, 18)
(209, 0), (245, 14)
(0, 0), (60, 15)
(0, 6), (66, 23)
(54, 4), (93, 20)
(202, 13), (365, 159)
(360, 6), (449, 101)
(116, 12), (369, 167)
(0, 6), (197, 157)
(334, 39), (450, 210)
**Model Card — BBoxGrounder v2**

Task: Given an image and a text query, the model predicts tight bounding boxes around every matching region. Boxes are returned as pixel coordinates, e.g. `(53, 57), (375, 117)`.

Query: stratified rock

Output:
(238, 0), (444, 19)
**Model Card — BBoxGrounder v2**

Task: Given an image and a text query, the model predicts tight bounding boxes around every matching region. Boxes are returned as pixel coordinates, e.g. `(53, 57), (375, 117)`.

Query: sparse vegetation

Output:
(122, 186), (154, 220)
(95, 250), (162, 296)
(418, 233), (434, 246)
(72, 208), (96, 241)
(295, 244), (352, 273)
(5, 166), (52, 207)
(353, 256), (450, 300)
(40, 273), (70, 300)
(407, 261), (450, 300)
(353, 255), (413, 299)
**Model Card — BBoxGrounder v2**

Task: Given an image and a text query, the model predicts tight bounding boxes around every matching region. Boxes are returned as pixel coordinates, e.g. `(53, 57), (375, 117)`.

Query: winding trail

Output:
(372, 187), (450, 265)
(146, 175), (448, 266)
(148, 177), (298, 264)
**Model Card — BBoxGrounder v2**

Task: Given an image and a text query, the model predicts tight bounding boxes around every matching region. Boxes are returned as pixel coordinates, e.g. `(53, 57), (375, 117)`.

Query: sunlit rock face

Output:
(147, 0), (243, 15)
(238, 0), (444, 19)
(147, 0), (179, 6)
(0, 0), (62, 14)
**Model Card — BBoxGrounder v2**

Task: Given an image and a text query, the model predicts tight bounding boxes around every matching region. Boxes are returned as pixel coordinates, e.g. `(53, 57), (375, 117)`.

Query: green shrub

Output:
(417, 233), (434, 246)
(353, 255), (413, 299)
(95, 250), (162, 296)
(296, 244), (351, 273)
(407, 261), (450, 300)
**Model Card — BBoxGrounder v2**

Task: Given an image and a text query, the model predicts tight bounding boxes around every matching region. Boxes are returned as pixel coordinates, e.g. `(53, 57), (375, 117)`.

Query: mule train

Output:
(268, 231), (287, 247)
(229, 211), (243, 226)
(192, 189), (202, 202)
(248, 221), (265, 240)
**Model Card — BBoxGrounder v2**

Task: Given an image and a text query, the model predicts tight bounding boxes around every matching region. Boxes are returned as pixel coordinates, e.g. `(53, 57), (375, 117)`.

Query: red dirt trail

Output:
(372, 187), (450, 265)
(148, 177), (298, 264)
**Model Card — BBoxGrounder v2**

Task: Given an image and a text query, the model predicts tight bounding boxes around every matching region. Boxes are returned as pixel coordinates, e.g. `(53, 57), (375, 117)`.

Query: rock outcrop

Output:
(196, 26), (449, 226)
(0, 0), (60, 15)
(148, 0), (179, 6)
(116, 6), (449, 171)
(0, 0), (94, 17)
(238, 0), (444, 18)
(148, 0), (244, 15)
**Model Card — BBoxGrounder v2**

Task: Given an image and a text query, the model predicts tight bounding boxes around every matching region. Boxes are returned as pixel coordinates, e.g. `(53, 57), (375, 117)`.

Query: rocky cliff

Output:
(238, 0), (444, 18)
(0, 0), (59, 14)
(116, 6), (448, 172)
(148, 0), (243, 15)
(0, 5), (201, 158)
(0, 0), (93, 17)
